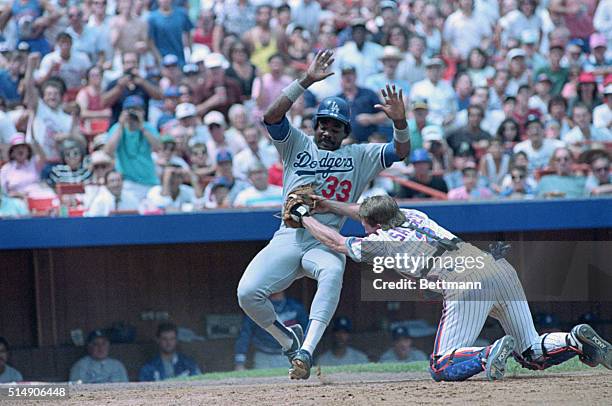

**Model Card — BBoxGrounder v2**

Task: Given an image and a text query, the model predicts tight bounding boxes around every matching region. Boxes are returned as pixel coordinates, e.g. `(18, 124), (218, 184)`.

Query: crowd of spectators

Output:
(1, 0), (611, 218)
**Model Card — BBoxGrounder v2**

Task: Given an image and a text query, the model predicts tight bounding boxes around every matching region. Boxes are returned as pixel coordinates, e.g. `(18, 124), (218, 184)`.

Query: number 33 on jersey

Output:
(265, 117), (402, 228)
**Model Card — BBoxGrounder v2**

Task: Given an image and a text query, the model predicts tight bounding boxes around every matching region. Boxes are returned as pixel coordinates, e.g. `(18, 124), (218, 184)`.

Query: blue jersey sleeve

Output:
(382, 142), (402, 168)
(264, 116), (291, 142)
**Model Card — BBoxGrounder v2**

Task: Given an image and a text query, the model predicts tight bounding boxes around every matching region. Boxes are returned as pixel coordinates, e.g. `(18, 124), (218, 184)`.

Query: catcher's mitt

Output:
(283, 184), (317, 228)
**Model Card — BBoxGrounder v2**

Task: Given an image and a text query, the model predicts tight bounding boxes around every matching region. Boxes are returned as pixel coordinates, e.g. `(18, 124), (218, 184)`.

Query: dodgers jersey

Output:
(265, 117), (400, 230)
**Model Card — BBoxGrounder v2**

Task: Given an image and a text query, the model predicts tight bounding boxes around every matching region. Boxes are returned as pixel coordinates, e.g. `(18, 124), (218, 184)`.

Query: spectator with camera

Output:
(0, 337), (23, 383)
(104, 95), (161, 200)
(139, 322), (201, 381)
(87, 170), (140, 216)
(102, 51), (163, 125)
(69, 330), (128, 383)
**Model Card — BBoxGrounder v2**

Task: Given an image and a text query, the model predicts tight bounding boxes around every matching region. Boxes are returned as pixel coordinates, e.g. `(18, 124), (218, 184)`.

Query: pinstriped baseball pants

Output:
(431, 243), (540, 359)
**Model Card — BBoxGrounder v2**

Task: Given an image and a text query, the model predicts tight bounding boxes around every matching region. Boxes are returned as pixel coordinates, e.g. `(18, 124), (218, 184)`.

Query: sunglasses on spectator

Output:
(208, 123), (221, 129)
(163, 143), (176, 151)
(92, 1), (106, 5)
(190, 148), (207, 156)
(93, 163), (110, 170)
(512, 174), (525, 180)
(593, 166), (609, 172)
(65, 149), (82, 158)
(555, 156), (571, 162)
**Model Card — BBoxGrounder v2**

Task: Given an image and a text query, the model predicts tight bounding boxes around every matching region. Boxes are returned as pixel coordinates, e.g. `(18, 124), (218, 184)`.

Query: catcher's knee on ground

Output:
(429, 349), (487, 382)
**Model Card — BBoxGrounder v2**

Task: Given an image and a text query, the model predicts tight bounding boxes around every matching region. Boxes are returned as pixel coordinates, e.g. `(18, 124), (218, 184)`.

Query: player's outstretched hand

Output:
(304, 49), (335, 84)
(309, 195), (330, 214)
(374, 84), (406, 125)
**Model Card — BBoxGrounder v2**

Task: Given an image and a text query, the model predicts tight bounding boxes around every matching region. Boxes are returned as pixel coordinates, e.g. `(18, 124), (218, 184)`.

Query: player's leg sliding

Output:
(288, 249), (345, 380)
(515, 325), (612, 370)
(288, 319), (326, 379)
(430, 336), (516, 382)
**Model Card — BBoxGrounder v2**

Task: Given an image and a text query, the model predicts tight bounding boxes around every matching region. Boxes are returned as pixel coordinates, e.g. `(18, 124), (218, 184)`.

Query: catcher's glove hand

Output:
(283, 184), (317, 228)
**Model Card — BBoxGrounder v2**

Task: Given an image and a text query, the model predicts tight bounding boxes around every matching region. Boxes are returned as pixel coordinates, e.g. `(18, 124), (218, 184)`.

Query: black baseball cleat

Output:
(283, 324), (304, 363)
(485, 335), (516, 381)
(571, 324), (612, 370)
(289, 349), (313, 380)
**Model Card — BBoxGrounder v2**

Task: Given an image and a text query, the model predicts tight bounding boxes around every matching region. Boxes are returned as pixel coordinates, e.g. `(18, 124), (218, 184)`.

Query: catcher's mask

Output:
(313, 96), (352, 135)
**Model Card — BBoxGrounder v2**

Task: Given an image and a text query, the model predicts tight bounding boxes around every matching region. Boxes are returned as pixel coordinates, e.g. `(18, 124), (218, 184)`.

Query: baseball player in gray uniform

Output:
(291, 195), (611, 381)
(236, 49), (410, 379)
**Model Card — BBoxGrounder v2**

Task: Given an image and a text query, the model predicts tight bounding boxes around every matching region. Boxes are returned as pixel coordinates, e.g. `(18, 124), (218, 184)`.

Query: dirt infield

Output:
(15, 370), (610, 405)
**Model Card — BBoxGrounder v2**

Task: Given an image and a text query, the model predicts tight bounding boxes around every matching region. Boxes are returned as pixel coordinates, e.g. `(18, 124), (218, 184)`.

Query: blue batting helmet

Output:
(313, 97), (351, 134)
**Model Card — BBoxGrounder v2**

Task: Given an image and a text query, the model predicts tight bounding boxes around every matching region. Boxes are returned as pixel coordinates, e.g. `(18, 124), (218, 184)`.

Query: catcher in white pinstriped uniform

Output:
(287, 194), (612, 381)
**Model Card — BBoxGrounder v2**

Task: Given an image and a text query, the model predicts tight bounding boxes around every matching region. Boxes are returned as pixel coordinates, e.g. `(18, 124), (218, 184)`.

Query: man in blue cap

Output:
(399, 148), (448, 198)
(202, 150), (249, 206)
(317, 316), (369, 366)
(380, 325), (428, 363)
(104, 95), (161, 200)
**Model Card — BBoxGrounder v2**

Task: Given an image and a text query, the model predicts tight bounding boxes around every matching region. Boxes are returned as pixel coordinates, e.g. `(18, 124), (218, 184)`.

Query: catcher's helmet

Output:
(313, 97), (351, 134)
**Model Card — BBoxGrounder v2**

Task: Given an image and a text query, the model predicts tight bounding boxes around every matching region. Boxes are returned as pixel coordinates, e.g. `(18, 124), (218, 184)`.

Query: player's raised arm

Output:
(263, 49), (335, 125)
(375, 84), (410, 160)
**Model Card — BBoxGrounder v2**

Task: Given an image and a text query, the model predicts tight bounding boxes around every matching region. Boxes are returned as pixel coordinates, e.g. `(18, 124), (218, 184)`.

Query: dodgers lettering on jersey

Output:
(265, 117), (399, 230)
